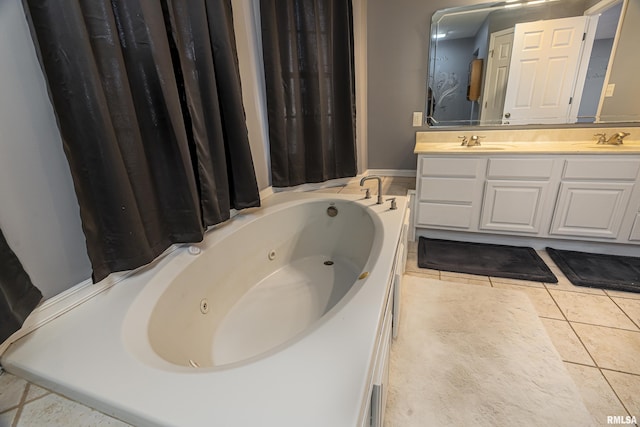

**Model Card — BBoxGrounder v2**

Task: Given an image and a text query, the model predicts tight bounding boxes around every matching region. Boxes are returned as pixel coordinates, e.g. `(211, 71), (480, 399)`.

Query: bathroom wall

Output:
(367, 0), (640, 171)
(367, 0), (482, 171)
(599, 0), (640, 122)
(0, 0), (92, 299)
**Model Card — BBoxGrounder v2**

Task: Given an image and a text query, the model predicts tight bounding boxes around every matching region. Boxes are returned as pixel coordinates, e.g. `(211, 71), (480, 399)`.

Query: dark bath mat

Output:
(418, 237), (557, 283)
(546, 247), (640, 293)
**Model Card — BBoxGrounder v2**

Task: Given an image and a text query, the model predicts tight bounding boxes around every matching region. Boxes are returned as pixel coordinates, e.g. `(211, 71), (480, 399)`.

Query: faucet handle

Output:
(618, 132), (631, 143)
(458, 135), (468, 146)
(594, 133), (607, 144)
(360, 187), (371, 199)
(386, 197), (397, 210)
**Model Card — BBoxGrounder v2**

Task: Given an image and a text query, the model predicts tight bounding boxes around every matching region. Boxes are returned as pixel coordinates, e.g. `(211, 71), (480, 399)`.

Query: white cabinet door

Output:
(630, 214), (640, 241)
(480, 180), (550, 233)
(550, 182), (634, 238)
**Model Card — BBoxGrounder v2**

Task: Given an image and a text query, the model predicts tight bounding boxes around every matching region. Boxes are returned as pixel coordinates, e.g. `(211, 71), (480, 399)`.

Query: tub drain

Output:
(324, 260), (334, 266)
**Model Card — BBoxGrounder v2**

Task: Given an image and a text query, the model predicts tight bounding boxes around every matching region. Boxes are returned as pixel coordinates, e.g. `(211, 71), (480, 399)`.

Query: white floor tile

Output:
(601, 370), (640, 420)
(611, 297), (640, 330)
(549, 291), (638, 330)
(0, 372), (27, 413)
(564, 363), (629, 426)
(17, 393), (130, 427)
(491, 283), (564, 319)
(0, 408), (17, 426)
(540, 318), (594, 366)
(572, 323), (640, 375)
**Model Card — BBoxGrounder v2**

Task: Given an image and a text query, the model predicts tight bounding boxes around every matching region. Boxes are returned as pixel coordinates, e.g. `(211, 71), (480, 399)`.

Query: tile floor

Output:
(1, 176), (639, 426)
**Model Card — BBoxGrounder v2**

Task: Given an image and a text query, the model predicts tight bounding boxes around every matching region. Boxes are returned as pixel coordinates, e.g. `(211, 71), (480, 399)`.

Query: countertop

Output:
(415, 127), (640, 154)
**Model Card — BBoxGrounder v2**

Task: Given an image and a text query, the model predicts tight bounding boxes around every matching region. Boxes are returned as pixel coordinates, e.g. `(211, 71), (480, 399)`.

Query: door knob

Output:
(504, 112), (511, 118)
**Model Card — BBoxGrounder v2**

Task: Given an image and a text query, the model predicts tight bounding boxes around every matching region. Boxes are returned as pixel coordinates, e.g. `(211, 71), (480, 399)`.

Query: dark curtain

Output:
(0, 229), (42, 343)
(260, 0), (357, 187)
(24, 0), (260, 282)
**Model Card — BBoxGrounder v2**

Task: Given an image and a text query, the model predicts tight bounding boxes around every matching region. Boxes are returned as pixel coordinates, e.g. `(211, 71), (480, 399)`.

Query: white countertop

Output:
(415, 127), (640, 154)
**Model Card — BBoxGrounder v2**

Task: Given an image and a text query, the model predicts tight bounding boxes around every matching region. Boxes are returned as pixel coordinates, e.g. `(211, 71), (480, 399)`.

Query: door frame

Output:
(586, 0), (628, 122)
(480, 28), (514, 125)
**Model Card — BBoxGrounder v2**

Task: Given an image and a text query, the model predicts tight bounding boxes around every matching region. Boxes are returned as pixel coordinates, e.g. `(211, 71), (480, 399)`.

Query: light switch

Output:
(605, 83), (615, 97)
(412, 112), (423, 127)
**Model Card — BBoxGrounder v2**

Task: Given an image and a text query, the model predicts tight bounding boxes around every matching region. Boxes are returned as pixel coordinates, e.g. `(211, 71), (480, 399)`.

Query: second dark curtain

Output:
(25, 0), (260, 282)
(260, 0), (357, 187)
(0, 229), (42, 343)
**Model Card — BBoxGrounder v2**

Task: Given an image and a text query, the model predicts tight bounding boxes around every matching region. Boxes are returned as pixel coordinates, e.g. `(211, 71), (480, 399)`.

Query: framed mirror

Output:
(426, 0), (639, 127)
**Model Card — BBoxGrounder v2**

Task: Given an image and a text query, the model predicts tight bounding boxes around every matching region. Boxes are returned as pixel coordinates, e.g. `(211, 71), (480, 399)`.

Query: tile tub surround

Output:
(2, 178), (640, 425)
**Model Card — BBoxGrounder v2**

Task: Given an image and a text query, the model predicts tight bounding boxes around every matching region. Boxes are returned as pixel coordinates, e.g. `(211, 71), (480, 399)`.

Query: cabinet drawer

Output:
(420, 157), (483, 177)
(487, 158), (554, 179)
(419, 177), (476, 203)
(563, 159), (640, 180)
(416, 202), (473, 229)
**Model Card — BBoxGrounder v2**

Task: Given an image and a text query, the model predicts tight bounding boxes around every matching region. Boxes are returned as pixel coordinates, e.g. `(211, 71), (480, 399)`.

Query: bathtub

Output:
(2, 191), (408, 427)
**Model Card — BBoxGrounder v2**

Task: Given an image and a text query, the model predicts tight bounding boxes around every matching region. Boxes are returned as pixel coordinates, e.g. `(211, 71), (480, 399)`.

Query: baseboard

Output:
(366, 169), (416, 178)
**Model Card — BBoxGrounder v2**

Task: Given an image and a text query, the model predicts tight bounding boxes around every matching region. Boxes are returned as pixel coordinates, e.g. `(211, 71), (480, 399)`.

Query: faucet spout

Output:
(359, 176), (383, 204)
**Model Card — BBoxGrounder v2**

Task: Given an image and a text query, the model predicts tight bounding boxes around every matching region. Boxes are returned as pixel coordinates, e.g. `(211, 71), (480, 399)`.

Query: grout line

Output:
(568, 319), (640, 333)
(600, 367), (640, 378)
(598, 367), (634, 419)
(563, 361), (632, 419)
(542, 286), (601, 369)
(10, 383), (30, 427)
(607, 295), (640, 331)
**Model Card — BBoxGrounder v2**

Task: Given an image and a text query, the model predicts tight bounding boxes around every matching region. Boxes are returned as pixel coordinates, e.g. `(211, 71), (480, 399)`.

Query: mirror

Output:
(426, 0), (640, 127)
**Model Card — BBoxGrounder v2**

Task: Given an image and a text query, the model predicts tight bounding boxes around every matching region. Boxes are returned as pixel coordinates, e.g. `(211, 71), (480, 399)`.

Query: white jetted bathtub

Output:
(2, 191), (409, 427)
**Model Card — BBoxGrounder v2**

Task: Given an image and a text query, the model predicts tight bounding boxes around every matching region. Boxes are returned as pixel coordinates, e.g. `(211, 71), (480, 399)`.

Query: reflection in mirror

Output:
(426, 0), (638, 127)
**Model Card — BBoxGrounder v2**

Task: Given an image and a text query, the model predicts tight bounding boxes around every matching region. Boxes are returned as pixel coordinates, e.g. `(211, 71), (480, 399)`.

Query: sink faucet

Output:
(360, 176), (383, 204)
(459, 135), (484, 147)
(606, 132), (631, 145)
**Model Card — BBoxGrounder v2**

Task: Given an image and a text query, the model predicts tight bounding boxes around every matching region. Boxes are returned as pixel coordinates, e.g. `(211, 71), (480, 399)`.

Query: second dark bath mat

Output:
(418, 237), (557, 283)
(546, 247), (640, 293)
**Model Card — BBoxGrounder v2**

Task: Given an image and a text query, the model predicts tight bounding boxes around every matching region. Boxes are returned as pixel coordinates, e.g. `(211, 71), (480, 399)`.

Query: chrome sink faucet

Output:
(596, 132), (631, 145)
(459, 135), (484, 146)
(360, 175), (383, 204)
(607, 132), (631, 145)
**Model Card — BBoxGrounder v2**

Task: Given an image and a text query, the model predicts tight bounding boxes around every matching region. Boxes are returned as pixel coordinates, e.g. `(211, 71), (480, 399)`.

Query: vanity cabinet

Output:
(415, 153), (640, 246)
(549, 159), (640, 239)
(480, 158), (560, 234)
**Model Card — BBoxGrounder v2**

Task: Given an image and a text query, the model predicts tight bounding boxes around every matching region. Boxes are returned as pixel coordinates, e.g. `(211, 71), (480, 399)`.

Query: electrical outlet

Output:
(605, 83), (615, 97)
(412, 112), (423, 127)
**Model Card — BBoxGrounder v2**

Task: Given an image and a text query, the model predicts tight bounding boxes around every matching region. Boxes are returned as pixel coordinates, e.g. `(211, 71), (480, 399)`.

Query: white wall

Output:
(0, 0), (92, 298)
(233, 0), (272, 191)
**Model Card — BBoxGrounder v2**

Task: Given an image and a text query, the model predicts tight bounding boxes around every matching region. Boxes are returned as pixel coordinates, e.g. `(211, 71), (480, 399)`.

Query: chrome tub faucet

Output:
(360, 175), (383, 204)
